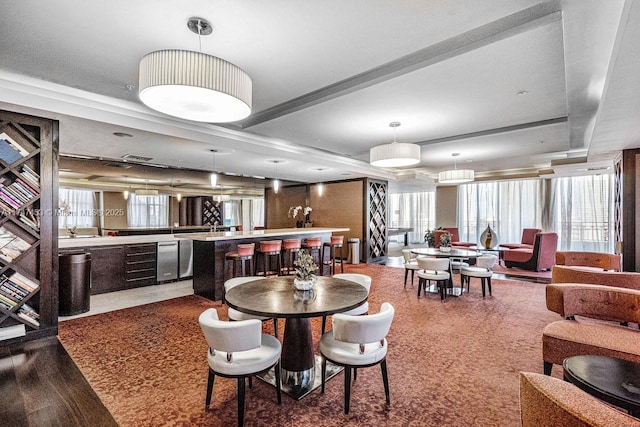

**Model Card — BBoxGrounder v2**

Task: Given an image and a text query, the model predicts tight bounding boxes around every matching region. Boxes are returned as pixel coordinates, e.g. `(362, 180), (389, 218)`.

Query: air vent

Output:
(122, 154), (153, 162)
(104, 162), (132, 169)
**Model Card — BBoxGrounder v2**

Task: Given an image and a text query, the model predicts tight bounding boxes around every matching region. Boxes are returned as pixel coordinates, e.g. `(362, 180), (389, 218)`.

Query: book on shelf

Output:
(9, 271), (38, 291)
(0, 132), (29, 156)
(0, 292), (17, 308)
(0, 324), (26, 341)
(0, 138), (24, 164)
(17, 312), (39, 327)
(18, 213), (40, 232)
(1, 276), (30, 297)
(1, 284), (25, 300)
(0, 226), (31, 262)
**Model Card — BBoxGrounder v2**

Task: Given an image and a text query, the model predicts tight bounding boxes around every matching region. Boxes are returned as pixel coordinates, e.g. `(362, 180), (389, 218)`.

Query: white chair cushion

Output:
(225, 276), (263, 292)
(332, 273), (372, 292)
(417, 257), (450, 272)
(207, 333), (281, 376)
(227, 307), (270, 322)
(461, 266), (493, 278)
(477, 255), (497, 269)
(417, 270), (450, 281)
(320, 332), (387, 365)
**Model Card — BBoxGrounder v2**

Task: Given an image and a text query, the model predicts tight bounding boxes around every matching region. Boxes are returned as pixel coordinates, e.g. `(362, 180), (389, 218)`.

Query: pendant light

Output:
(136, 179), (158, 197)
(314, 168), (326, 196)
(270, 160), (281, 193)
(438, 153), (475, 185)
(370, 122), (421, 167)
(210, 149), (218, 187)
(123, 176), (130, 200)
(138, 17), (252, 123)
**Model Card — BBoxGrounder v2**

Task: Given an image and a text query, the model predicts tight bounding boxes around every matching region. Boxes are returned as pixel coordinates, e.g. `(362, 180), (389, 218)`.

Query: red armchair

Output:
(443, 227), (475, 248)
(504, 232), (558, 271)
(501, 228), (542, 250)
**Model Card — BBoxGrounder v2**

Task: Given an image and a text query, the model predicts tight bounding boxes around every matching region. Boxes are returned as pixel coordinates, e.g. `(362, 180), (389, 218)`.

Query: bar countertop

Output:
(58, 227), (349, 249)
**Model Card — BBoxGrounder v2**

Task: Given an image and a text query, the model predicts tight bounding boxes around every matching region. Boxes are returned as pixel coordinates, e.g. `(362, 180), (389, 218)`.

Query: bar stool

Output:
(281, 238), (302, 275)
(302, 237), (322, 275)
(255, 240), (282, 277)
(322, 235), (344, 276)
(224, 243), (255, 281)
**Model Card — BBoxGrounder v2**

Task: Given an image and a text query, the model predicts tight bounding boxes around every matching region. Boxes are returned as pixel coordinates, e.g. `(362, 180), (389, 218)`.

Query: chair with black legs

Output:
(198, 308), (282, 427)
(320, 302), (395, 414)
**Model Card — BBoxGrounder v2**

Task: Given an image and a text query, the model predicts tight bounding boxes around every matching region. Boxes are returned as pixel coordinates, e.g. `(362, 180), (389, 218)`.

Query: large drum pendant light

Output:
(370, 122), (421, 167)
(138, 18), (252, 123)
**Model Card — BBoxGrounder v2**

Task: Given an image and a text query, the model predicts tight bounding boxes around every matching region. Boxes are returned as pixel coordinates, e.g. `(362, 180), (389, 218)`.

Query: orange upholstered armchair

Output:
(443, 227), (475, 248)
(502, 228), (542, 250)
(504, 232), (557, 271)
(555, 251), (621, 271)
(519, 372), (638, 426)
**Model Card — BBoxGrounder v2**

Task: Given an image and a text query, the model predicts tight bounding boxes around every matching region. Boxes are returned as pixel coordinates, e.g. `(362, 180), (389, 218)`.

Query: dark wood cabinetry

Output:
(364, 178), (388, 263)
(0, 110), (58, 344)
(125, 243), (156, 287)
(87, 245), (126, 294)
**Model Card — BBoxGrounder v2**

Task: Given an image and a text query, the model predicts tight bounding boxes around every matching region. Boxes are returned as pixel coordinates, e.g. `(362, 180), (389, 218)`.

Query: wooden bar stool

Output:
(224, 243), (255, 281)
(281, 239), (302, 275)
(255, 240), (282, 277)
(303, 237), (323, 275)
(322, 235), (344, 276)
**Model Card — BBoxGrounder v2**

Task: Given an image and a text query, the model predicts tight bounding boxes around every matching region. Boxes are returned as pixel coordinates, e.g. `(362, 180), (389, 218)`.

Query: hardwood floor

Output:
(0, 336), (118, 427)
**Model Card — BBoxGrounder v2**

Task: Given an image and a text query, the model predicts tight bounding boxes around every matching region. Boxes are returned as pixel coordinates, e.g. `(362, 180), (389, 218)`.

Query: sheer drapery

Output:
(458, 180), (544, 245)
(389, 192), (435, 243)
(549, 174), (613, 252)
(223, 200), (242, 226)
(58, 188), (98, 228)
(250, 198), (264, 229)
(127, 194), (169, 228)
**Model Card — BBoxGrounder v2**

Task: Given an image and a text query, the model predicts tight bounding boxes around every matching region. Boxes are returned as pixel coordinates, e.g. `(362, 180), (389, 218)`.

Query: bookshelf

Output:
(0, 110), (58, 344)
(364, 178), (388, 263)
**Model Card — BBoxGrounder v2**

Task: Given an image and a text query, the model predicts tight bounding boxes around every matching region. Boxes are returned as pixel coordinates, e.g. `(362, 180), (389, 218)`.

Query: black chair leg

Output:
(487, 277), (492, 296)
(543, 361), (553, 375)
(275, 361), (282, 404)
(238, 377), (246, 427)
(411, 270), (415, 286)
(404, 269), (408, 287)
(273, 318), (279, 339)
(344, 366), (352, 414)
(481, 278), (486, 298)
(321, 315), (327, 334)
(321, 356), (327, 393)
(381, 359), (390, 404)
(248, 376), (253, 389)
(205, 369), (215, 407)
(417, 278), (422, 297)
(353, 368), (357, 381)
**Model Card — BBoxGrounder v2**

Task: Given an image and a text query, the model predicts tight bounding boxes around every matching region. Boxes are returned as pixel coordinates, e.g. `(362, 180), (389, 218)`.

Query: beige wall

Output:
(265, 186), (307, 229)
(103, 191), (128, 229)
(435, 186), (457, 227)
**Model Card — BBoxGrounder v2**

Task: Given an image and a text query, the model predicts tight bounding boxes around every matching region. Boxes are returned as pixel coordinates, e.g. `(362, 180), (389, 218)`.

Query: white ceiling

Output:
(0, 0), (638, 194)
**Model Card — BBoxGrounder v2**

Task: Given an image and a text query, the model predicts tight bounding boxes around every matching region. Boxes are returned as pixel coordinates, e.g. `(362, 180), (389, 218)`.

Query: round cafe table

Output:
(224, 275), (368, 400)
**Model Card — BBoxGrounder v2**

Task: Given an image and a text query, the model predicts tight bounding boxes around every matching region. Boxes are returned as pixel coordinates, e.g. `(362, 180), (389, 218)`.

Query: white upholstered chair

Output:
(225, 276), (279, 338)
(321, 273), (372, 334)
(198, 308), (282, 427)
(320, 302), (395, 414)
(416, 257), (451, 300)
(402, 249), (421, 288)
(460, 254), (496, 298)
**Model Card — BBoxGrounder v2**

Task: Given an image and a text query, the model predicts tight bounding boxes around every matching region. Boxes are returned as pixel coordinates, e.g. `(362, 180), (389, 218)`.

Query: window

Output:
(127, 194), (169, 228)
(388, 191), (435, 244)
(458, 180), (544, 244)
(223, 200), (241, 226)
(58, 188), (98, 228)
(250, 198), (264, 229)
(550, 174), (613, 252)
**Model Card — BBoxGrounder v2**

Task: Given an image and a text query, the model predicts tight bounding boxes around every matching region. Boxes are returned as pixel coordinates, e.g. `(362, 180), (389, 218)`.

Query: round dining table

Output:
(410, 247), (480, 296)
(224, 275), (368, 399)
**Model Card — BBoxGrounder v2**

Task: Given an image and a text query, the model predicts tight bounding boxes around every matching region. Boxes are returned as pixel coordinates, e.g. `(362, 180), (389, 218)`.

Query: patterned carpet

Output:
(58, 264), (561, 426)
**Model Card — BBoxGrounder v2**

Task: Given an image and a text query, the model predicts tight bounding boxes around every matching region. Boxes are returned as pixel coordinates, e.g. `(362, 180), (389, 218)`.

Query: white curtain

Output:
(58, 188), (98, 228)
(389, 191), (436, 243)
(223, 200), (242, 226)
(458, 180), (544, 245)
(250, 198), (264, 229)
(549, 174), (613, 252)
(127, 194), (169, 228)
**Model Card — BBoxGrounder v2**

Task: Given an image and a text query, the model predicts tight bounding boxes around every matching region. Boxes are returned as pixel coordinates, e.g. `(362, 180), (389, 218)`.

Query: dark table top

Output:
(224, 276), (368, 318)
(411, 247), (480, 258)
(563, 355), (640, 414)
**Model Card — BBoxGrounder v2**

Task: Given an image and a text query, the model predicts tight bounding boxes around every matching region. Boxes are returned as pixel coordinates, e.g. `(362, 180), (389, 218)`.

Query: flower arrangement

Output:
(440, 232), (451, 248)
(288, 205), (312, 220)
(424, 226), (444, 247)
(294, 250), (318, 282)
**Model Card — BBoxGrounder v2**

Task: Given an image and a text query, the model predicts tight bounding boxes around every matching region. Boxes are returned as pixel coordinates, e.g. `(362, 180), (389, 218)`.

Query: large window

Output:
(388, 191), (435, 244)
(223, 200), (242, 226)
(58, 188), (98, 229)
(550, 174), (613, 252)
(250, 198), (264, 229)
(127, 194), (169, 228)
(458, 180), (544, 245)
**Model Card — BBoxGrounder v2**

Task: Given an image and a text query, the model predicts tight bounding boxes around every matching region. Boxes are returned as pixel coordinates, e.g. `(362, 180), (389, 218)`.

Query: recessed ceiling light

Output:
(113, 132), (134, 138)
(517, 90), (529, 96)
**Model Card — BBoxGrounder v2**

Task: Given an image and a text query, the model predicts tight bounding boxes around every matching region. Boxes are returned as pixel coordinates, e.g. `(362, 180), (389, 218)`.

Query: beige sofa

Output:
(542, 283), (640, 375)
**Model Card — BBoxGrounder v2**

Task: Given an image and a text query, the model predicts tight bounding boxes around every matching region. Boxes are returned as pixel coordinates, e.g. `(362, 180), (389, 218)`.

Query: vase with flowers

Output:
(288, 205), (312, 228)
(439, 232), (452, 252)
(293, 249), (318, 290)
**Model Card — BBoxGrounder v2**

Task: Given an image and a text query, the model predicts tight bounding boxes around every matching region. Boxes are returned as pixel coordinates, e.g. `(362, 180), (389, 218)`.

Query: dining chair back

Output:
(319, 302), (395, 414)
(198, 308), (282, 427)
(224, 276), (279, 338)
(321, 273), (372, 334)
(401, 249), (420, 288)
(416, 257), (451, 300)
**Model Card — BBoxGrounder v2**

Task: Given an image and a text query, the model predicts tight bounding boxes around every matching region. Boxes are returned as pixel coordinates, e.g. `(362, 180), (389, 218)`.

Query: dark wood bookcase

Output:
(0, 110), (58, 345)
(364, 178), (388, 263)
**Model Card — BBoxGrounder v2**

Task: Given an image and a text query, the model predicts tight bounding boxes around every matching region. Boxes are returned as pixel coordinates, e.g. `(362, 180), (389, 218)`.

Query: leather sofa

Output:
(519, 372), (639, 426)
(504, 232), (557, 271)
(555, 251), (621, 271)
(552, 265), (640, 291)
(542, 283), (640, 376)
(501, 228), (542, 250)
(443, 227), (475, 248)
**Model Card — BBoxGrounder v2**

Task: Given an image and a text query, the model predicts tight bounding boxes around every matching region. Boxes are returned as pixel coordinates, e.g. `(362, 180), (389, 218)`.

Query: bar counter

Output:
(177, 227), (349, 301)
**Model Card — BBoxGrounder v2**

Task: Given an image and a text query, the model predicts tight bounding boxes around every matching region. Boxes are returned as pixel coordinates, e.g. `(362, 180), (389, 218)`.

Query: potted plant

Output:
(293, 249), (318, 290)
(439, 232), (452, 252)
(424, 226), (444, 247)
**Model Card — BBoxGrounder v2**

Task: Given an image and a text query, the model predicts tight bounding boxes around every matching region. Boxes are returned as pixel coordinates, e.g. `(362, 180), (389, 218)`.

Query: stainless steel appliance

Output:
(179, 239), (193, 279)
(156, 241), (178, 283)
